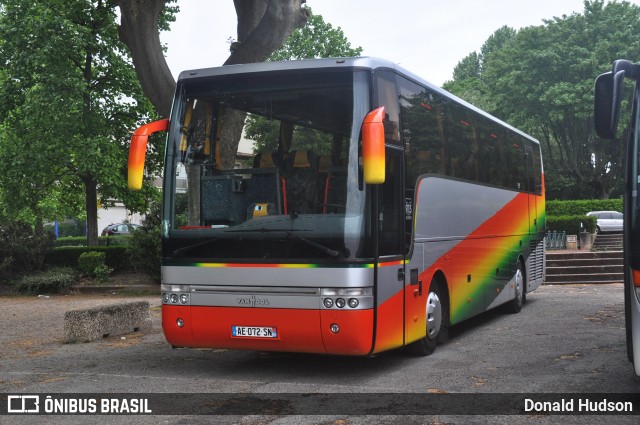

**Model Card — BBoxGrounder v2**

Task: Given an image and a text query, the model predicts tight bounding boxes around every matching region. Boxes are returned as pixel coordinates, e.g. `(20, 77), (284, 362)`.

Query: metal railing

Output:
(545, 231), (566, 250)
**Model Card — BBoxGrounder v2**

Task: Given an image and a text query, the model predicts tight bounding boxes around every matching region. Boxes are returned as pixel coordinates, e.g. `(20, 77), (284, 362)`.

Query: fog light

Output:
(348, 298), (359, 308)
(177, 318), (184, 328)
(162, 293), (169, 303)
(170, 294), (179, 304)
(323, 298), (334, 308)
(330, 323), (340, 333)
(335, 298), (346, 308)
(180, 294), (189, 304)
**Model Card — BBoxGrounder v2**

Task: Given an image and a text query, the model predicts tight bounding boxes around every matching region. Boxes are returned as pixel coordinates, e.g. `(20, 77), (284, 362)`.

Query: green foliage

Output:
(54, 236), (92, 247)
(547, 215), (597, 235)
(545, 198), (621, 234)
(127, 198), (162, 282)
(546, 199), (622, 216)
(0, 0), (164, 239)
(445, 1), (640, 199)
(44, 220), (87, 238)
(13, 267), (77, 294)
(444, 26), (516, 111)
(99, 236), (133, 246)
(93, 263), (113, 282)
(46, 246), (130, 271)
(78, 251), (113, 282)
(0, 222), (53, 276)
(53, 235), (132, 247)
(78, 251), (104, 274)
(270, 8), (363, 61)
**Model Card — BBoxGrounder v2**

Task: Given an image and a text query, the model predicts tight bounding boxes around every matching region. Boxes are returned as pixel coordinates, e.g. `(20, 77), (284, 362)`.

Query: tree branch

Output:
(225, 0), (308, 65)
(116, 0), (176, 117)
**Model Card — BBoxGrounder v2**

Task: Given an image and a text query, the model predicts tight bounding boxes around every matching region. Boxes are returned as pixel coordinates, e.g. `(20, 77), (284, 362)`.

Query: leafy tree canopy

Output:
(445, 0), (640, 199)
(0, 0), (163, 241)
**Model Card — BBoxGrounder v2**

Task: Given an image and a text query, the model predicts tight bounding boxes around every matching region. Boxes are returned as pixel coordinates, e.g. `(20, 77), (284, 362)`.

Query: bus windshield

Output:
(164, 70), (369, 262)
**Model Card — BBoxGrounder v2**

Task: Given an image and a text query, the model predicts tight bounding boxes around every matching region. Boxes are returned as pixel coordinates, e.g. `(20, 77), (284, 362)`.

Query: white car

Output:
(586, 211), (623, 233)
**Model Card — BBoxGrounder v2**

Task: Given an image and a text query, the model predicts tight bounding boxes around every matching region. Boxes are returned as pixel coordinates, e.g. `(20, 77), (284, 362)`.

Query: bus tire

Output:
(407, 279), (449, 356)
(504, 262), (524, 314)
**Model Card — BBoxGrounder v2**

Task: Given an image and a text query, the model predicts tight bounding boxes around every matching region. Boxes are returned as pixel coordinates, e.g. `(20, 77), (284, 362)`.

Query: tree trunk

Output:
(226, 0), (308, 65)
(219, 1), (308, 166)
(117, 0), (176, 118)
(34, 216), (44, 235)
(118, 0), (308, 192)
(118, 0), (307, 118)
(83, 175), (99, 246)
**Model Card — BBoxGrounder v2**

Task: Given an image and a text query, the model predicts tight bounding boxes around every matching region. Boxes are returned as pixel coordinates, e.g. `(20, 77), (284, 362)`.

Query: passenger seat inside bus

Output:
(283, 150), (320, 214)
(249, 151), (287, 216)
(318, 154), (347, 214)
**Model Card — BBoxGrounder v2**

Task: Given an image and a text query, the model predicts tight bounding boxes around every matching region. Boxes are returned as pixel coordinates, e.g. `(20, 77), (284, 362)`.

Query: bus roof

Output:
(177, 57), (396, 81)
(177, 57), (539, 146)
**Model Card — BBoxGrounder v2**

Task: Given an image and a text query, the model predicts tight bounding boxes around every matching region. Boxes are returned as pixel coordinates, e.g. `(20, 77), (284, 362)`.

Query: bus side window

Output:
(397, 76), (445, 187)
(374, 71), (401, 144)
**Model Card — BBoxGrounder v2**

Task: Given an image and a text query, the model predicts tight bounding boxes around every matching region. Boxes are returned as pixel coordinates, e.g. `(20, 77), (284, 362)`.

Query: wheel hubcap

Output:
(515, 269), (523, 307)
(426, 291), (442, 340)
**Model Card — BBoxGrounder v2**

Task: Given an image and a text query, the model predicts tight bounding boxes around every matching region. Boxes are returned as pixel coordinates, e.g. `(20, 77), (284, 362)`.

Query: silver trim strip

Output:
(163, 265), (375, 287)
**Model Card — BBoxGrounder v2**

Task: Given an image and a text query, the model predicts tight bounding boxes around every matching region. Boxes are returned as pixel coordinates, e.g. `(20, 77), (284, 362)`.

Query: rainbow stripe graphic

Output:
(446, 192), (531, 321)
(190, 260), (405, 269)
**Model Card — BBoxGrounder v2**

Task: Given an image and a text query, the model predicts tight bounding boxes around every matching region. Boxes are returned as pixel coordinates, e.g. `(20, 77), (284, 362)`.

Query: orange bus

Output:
(129, 58), (545, 356)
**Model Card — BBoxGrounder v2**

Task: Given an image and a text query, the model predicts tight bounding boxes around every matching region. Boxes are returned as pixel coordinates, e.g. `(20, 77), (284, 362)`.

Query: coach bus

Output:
(594, 59), (640, 375)
(128, 57), (545, 356)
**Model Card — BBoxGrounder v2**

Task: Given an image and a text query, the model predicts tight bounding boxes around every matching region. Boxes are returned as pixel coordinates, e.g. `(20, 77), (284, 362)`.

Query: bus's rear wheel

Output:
(504, 262), (524, 314)
(407, 279), (449, 356)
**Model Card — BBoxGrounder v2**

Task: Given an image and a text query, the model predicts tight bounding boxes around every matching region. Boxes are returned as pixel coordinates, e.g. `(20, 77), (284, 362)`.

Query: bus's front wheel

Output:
(407, 279), (449, 356)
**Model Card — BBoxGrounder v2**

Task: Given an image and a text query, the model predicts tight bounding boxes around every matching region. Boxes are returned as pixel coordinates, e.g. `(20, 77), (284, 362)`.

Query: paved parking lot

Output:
(1, 284), (639, 424)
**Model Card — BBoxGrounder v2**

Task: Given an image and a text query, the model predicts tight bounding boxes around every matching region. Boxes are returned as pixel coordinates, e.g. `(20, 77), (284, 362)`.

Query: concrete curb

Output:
(63, 301), (152, 343)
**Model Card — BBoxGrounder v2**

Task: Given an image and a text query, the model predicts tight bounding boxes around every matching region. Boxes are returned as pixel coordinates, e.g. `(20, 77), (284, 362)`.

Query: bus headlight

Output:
(320, 287), (372, 309)
(162, 285), (190, 305)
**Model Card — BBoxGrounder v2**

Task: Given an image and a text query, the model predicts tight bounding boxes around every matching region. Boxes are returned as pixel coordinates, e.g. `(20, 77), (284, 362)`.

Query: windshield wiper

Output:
(292, 234), (343, 259)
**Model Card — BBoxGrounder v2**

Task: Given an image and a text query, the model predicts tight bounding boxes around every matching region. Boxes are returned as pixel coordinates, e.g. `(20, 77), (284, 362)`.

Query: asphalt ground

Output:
(1, 283), (639, 424)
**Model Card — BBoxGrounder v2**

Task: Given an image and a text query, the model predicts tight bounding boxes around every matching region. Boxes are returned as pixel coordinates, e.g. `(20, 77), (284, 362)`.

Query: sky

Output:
(158, 0), (632, 87)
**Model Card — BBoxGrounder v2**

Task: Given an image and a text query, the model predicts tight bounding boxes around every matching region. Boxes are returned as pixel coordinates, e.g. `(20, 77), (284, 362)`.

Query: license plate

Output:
(232, 326), (278, 338)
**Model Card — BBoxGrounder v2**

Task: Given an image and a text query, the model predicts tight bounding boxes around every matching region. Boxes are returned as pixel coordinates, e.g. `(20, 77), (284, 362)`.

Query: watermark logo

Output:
(5, 395), (151, 414)
(7, 395), (39, 413)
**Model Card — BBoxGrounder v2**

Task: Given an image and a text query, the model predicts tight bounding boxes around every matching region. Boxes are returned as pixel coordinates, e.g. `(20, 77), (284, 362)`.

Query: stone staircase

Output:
(545, 250), (623, 284)
(591, 232), (623, 251)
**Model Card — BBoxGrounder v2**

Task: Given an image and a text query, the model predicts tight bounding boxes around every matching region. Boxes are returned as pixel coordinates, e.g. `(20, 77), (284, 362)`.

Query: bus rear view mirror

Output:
(362, 107), (386, 184)
(594, 71), (623, 140)
(128, 118), (169, 190)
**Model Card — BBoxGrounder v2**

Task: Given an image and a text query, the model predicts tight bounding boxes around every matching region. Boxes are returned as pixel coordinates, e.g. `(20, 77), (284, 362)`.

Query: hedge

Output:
(546, 199), (622, 217)
(54, 235), (131, 247)
(13, 267), (77, 294)
(45, 246), (131, 271)
(546, 215), (597, 235)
